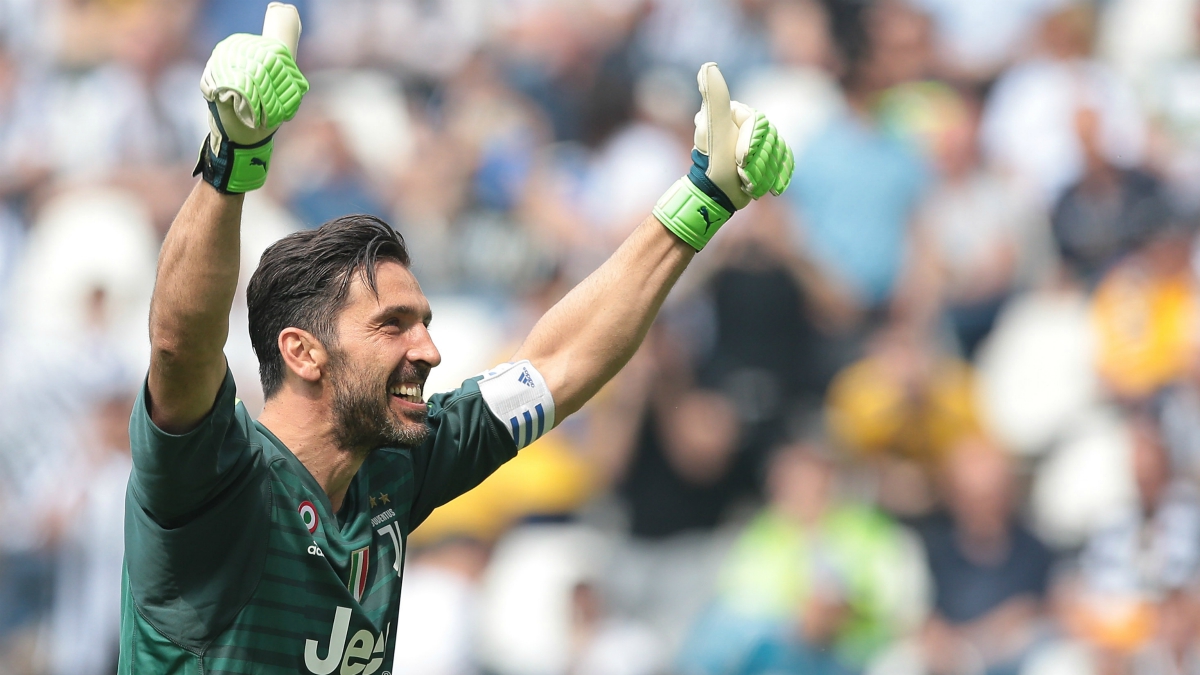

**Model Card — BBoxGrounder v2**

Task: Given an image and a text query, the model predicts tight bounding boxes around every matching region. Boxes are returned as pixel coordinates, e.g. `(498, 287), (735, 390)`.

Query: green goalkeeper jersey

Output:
(118, 362), (545, 674)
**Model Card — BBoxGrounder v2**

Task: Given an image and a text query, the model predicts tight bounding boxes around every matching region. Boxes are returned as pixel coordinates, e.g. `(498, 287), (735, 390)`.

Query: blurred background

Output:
(4, 0), (1200, 673)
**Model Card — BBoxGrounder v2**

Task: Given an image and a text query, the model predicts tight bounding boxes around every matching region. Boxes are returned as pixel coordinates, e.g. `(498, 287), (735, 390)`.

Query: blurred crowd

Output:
(4, 0), (1200, 674)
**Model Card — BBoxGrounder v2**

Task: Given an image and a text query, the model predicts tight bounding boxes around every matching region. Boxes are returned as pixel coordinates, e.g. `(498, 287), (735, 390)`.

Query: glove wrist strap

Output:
(194, 132), (274, 194)
(687, 149), (738, 214)
(653, 177), (733, 251)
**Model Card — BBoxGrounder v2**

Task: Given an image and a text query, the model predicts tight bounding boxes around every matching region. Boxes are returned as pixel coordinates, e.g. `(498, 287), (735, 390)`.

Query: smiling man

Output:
(119, 4), (793, 674)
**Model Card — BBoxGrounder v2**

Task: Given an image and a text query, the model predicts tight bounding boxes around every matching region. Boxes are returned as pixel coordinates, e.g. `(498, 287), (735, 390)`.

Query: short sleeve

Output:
(406, 362), (555, 530)
(128, 367), (258, 524)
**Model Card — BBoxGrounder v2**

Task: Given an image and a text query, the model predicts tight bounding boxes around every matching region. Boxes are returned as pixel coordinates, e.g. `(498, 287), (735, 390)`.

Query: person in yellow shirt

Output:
(1091, 229), (1200, 400)
(825, 322), (980, 462)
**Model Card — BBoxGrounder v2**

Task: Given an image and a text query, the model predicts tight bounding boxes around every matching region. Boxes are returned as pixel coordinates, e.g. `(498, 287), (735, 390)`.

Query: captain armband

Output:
(476, 360), (555, 449)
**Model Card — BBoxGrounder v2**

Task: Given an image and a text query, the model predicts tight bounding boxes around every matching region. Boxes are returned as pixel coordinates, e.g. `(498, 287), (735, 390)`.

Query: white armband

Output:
(476, 360), (555, 449)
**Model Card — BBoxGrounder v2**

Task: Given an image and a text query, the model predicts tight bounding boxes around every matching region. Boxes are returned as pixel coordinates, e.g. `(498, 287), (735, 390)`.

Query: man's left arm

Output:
(513, 62), (794, 421)
(406, 63), (792, 527)
(411, 216), (689, 524)
(513, 214), (693, 420)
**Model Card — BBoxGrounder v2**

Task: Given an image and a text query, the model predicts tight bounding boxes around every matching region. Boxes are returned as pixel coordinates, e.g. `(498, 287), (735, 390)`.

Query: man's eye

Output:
(382, 319), (401, 329)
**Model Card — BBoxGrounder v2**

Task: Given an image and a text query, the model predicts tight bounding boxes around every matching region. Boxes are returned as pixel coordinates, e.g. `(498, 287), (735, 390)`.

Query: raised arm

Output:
(513, 216), (693, 419)
(146, 4), (308, 433)
(148, 186), (244, 432)
(513, 63), (794, 420)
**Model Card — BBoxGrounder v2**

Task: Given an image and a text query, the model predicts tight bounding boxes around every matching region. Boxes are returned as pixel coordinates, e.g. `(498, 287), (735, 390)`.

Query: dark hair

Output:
(247, 214), (411, 398)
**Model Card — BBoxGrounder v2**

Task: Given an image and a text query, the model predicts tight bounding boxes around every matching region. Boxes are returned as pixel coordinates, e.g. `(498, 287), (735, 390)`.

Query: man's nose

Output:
(410, 324), (442, 368)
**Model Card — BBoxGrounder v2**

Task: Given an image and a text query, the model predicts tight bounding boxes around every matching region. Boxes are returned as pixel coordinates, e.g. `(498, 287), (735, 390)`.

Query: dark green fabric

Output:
(120, 368), (516, 673)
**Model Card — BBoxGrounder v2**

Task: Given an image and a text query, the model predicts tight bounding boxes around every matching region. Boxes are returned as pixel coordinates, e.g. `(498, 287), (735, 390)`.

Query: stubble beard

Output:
(328, 349), (430, 455)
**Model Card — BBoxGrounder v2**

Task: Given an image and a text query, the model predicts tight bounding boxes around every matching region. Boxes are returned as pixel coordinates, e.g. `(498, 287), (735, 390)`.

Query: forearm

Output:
(511, 63), (793, 424)
(514, 216), (694, 419)
(147, 181), (243, 432)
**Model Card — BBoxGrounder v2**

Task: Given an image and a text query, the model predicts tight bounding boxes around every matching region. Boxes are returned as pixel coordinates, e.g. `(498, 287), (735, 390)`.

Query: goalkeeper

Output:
(120, 4), (794, 673)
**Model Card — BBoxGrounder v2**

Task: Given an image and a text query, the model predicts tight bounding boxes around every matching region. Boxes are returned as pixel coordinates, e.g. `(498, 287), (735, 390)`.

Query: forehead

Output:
(340, 261), (430, 321)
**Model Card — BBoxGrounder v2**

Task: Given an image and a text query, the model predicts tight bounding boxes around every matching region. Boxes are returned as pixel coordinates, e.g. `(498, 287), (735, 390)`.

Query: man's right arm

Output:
(147, 184), (243, 433)
(145, 4), (307, 433)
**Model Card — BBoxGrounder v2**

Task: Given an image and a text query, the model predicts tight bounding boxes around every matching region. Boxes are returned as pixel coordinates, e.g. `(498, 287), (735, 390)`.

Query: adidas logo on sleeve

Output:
(518, 368), (535, 387)
(476, 360), (555, 449)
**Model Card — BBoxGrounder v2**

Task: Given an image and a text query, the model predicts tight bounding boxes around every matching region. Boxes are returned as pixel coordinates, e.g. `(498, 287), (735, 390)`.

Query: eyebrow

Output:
(375, 304), (433, 326)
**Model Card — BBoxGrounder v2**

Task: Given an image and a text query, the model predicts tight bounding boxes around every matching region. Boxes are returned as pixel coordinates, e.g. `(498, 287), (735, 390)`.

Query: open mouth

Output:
(388, 383), (424, 405)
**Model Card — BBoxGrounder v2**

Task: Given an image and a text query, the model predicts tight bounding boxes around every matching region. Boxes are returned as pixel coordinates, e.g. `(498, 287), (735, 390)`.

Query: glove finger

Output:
(732, 101), (755, 166)
(772, 142), (795, 196)
(217, 88), (258, 130)
(262, 2), (302, 57)
(737, 111), (795, 200)
(729, 100), (753, 127)
(763, 123), (784, 194)
(697, 63), (736, 167)
(741, 111), (773, 199)
(765, 123), (794, 196)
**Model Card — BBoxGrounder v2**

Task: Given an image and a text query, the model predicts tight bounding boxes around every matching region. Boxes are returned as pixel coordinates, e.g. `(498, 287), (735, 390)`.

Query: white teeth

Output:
(390, 383), (423, 402)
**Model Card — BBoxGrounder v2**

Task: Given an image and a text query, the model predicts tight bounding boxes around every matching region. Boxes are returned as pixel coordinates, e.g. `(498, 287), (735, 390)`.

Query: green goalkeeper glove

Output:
(653, 62), (795, 251)
(193, 2), (309, 194)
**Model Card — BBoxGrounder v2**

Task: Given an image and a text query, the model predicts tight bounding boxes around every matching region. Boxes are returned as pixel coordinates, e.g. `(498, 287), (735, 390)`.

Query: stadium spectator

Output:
(1051, 106), (1170, 288)
(914, 436), (1055, 675)
(824, 322), (980, 463)
(39, 390), (134, 675)
(784, 0), (935, 326)
(697, 216), (829, 452)
(981, 2), (1146, 205)
(1026, 411), (1200, 675)
(1090, 224), (1198, 400)
(678, 440), (928, 675)
(911, 0), (1063, 84)
(1076, 414), (1200, 638)
(889, 83), (1048, 356)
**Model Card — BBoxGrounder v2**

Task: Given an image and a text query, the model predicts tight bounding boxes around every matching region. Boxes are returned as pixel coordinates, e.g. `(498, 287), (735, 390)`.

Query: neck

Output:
(259, 393), (366, 512)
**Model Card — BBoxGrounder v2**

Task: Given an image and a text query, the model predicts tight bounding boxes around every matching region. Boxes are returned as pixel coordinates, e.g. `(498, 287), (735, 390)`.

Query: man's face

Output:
(326, 261), (441, 453)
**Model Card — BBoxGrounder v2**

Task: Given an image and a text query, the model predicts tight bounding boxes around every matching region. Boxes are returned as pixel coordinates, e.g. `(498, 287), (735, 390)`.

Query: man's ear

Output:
(278, 327), (328, 385)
